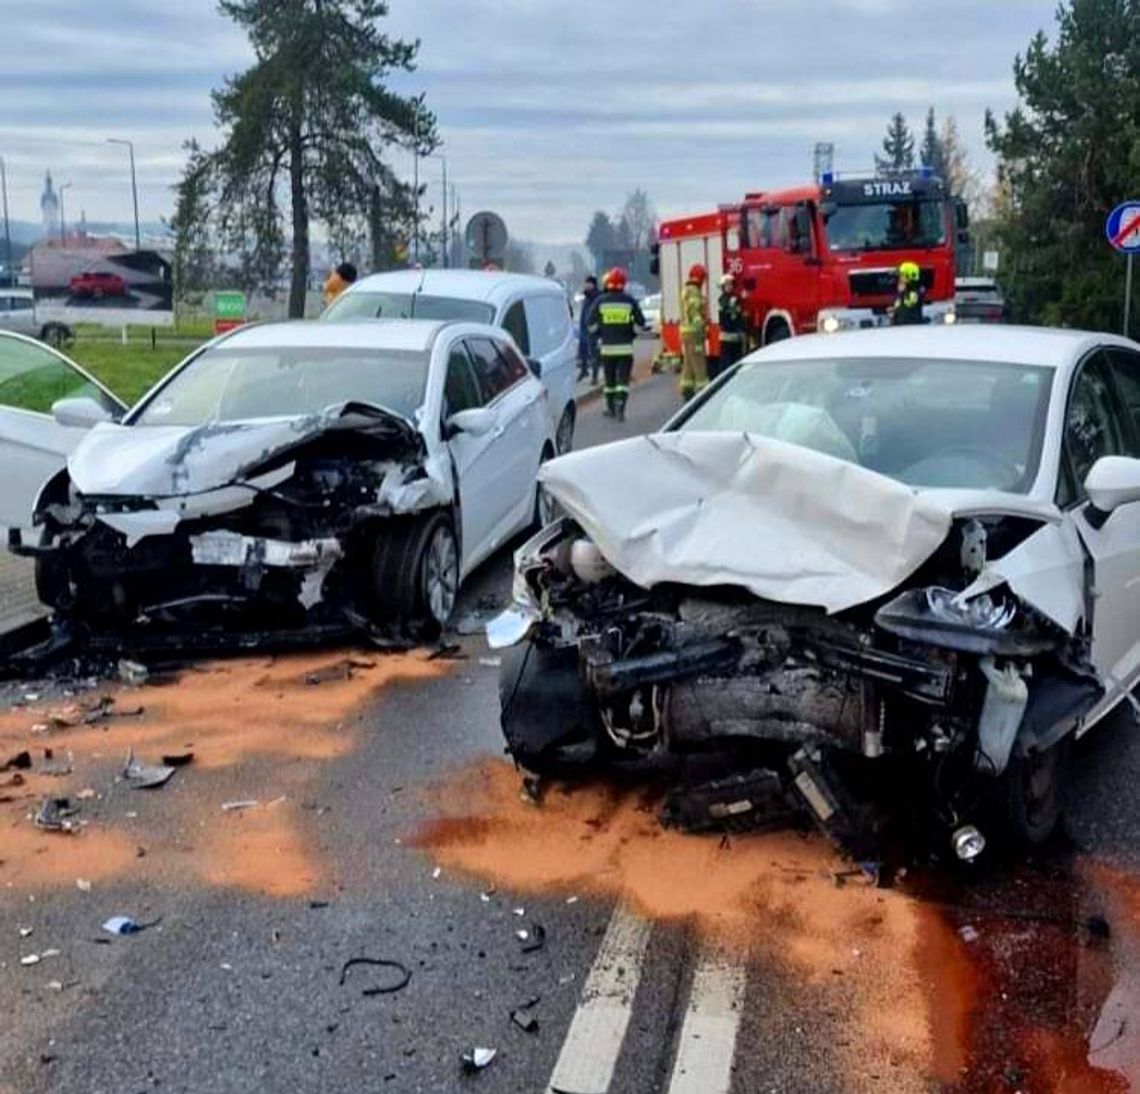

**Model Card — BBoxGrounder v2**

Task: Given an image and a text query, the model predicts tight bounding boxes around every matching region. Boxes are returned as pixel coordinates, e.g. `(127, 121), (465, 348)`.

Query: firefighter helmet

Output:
(604, 267), (628, 291)
(688, 263), (708, 285)
(719, 272), (736, 289)
(899, 261), (921, 283)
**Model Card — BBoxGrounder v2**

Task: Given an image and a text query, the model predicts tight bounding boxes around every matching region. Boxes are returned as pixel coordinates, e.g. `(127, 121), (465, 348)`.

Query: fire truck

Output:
(654, 169), (967, 361)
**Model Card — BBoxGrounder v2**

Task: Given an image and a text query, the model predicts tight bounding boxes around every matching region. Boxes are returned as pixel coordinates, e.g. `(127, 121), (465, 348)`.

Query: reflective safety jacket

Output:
(718, 290), (745, 341)
(891, 284), (925, 326)
(680, 282), (708, 336)
(586, 290), (646, 357)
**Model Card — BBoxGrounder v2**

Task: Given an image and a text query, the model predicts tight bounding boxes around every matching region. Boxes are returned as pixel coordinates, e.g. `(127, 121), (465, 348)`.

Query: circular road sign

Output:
(465, 211), (508, 260)
(1106, 202), (1140, 252)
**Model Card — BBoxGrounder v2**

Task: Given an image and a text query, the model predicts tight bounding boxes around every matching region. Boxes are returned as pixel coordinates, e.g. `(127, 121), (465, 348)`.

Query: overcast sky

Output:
(0, 0), (1053, 245)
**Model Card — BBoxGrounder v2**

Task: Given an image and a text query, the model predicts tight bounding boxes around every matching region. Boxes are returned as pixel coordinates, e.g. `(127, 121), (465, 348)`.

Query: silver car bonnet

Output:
(67, 403), (420, 499)
(539, 431), (957, 614)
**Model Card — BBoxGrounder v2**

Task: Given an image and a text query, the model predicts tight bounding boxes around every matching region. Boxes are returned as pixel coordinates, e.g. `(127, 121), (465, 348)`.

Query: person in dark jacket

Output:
(585, 267), (647, 422)
(577, 275), (600, 382)
(712, 272), (746, 380)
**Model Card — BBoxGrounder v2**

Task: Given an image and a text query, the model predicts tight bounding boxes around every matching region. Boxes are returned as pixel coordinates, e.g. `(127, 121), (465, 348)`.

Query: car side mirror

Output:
(446, 406), (496, 438)
(526, 357), (543, 379)
(52, 396), (113, 429)
(1084, 456), (1140, 515)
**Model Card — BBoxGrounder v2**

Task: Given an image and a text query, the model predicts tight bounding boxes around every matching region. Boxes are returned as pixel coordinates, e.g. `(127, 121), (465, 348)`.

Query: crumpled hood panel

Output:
(539, 432), (955, 614)
(68, 404), (419, 499)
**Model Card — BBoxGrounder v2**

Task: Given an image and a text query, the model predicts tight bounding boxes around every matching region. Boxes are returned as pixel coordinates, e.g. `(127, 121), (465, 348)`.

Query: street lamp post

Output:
(0, 157), (11, 284)
(107, 138), (141, 251)
(59, 182), (73, 246)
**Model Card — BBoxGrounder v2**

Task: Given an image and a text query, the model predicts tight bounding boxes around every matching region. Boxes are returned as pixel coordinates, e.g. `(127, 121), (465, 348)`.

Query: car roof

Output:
(215, 319), (473, 353)
(348, 268), (565, 306)
(750, 325), (1140, 371)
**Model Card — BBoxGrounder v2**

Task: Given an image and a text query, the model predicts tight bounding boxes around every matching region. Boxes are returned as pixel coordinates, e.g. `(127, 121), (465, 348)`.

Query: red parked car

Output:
(69, 271), (128, 299)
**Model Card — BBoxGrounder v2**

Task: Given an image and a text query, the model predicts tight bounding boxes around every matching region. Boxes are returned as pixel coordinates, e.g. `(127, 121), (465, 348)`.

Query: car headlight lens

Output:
(942, 310), (958, 325)
(926, 586), (1016, 630)
(820, 315), (841, 334)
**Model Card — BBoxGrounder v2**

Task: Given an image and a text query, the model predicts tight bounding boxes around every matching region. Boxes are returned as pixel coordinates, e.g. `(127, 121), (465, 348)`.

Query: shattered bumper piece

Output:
(189, 531), (343, 569)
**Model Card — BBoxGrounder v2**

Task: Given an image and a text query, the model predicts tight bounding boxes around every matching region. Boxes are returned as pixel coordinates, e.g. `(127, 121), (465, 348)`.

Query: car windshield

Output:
(678, 356), (1052, 492)
(324, 291), (495, 324)
(133, 345), (429, 427)
(824, 200), (946, 252)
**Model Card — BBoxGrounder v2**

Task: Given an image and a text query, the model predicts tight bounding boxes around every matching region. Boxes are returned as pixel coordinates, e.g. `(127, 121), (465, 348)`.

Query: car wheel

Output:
(555, 405), (576, 454)
(1002, 736), (1070, 847)
(765, 319), (791, 345)
(369, 512), (459, 634)
(39, 323), (71, 349)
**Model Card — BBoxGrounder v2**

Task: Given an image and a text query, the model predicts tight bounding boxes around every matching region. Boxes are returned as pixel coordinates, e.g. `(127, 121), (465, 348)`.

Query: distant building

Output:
(40, 172), (59, 240)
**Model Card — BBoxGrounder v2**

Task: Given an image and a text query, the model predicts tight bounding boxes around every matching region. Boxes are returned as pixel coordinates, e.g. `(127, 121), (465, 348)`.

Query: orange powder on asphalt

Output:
(0, 650), (445, 896)
(413, 758), (937, 1091)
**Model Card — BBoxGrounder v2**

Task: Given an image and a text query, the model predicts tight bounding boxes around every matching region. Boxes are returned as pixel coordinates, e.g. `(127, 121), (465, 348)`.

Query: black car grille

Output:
(849, 267), (934, 299)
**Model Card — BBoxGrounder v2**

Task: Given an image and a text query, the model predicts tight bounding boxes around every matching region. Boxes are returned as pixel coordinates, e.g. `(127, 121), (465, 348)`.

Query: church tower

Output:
(40, 171), (60, 239)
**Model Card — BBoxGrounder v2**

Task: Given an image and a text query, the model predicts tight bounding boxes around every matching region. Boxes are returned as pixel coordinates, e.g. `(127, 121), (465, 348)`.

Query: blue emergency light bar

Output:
(821, 172), (834, 186)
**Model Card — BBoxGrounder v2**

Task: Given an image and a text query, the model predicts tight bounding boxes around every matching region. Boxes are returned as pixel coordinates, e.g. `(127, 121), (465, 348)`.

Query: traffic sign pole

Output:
(1127, 253), (1134, 337)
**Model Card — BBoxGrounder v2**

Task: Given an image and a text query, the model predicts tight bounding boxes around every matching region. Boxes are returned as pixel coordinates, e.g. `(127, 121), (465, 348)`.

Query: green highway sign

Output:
(214, 291), (247, 320)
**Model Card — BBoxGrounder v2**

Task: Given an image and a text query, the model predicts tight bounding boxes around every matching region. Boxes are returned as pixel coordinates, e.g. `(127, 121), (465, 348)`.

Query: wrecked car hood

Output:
(539, 432), (955, 614)
(68, 403), (420, 498)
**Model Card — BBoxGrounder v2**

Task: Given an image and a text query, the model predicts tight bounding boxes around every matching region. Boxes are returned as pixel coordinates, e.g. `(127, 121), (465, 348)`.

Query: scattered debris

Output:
(958, 925), (980, 944)
(20, 954), (41, 966)
(75, 879), (91, 892)
(479, 891), (495, 903)
(118, 660), (149, 686)
(565, 896), (579, 905)
(432, 866), (442, 880)
(478, 657), (502, 668)
(2, 750), (31, 772)
(304, 659), (375, 686)
(510, 1008), (540, 1033)
(221, 800), (259, 812)
(461, 1047), (497, 1073)
(161, 752), (195, 767)
(518, 924), (547, 954)
(338, 957), (412, 996)
(309, 901), (331, 910)
(123, 749), (179, 790)
(75, 788), (97, 801)
(513, 907), (526, 917)
(40, 754), (73, 778)
(101, 915), (160, 936)
(428, 643), (466, 662)
(33, 798), (80, 834)
(19, 927), (34, 938)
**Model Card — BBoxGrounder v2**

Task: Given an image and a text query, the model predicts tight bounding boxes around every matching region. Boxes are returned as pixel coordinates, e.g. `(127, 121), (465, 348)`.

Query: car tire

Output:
(369, 512), (459, 636)
(39, 323), (71, 349)
(555, 405), (575, 455)
(1001, 736), (1070, 848)
(764, 319), (791, 345)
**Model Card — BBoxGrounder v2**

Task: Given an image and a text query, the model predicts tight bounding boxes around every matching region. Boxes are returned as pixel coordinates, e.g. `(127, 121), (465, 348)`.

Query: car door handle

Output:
(492, 425), (505, 439)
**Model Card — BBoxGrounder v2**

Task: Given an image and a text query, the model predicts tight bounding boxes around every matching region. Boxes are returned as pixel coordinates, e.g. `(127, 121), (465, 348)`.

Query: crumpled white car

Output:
(6, 320), (554, 635)
(491, 325), (1140, 858)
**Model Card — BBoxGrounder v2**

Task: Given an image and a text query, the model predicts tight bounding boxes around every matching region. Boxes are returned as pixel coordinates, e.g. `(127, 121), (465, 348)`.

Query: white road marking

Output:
(666, 956), (746, 1094)
(548, 902), (652, 1094)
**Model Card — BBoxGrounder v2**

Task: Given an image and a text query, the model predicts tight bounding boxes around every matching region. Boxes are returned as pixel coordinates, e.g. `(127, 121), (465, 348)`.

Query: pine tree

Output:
(920, 108), (947, 180)
(175, 0), (433, 317)
(875, 113), (915, 175)
(986, 0), (1140, 327)
(585, 212), (616, 273)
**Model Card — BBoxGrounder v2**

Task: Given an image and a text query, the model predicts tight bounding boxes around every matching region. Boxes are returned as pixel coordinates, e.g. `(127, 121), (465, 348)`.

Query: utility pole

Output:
(412, 106), (420, 265)
(107, 138), (141, 250)
(0, 157), (11, 284)
(441, 157), (448, 268)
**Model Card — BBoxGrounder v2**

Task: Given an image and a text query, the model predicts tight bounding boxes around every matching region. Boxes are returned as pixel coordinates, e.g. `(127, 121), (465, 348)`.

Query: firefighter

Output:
(713, 272), (745, 380)
(586, 267), (647, 422)
(891, 261), (925, 326)
(680, 264), (709, 399)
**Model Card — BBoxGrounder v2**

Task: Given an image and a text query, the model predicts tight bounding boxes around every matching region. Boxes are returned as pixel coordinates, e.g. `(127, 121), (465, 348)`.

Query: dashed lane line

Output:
(666, 955), (746, 1094)
(548, 902), (653, 1094)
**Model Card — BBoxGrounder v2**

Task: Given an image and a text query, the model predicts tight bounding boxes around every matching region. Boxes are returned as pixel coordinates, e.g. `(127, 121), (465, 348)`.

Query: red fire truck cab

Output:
(656, 170), (966, 359)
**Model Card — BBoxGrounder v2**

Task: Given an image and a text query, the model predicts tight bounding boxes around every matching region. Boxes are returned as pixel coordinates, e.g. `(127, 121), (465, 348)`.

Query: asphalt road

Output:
(3, 356), (1140, 1094)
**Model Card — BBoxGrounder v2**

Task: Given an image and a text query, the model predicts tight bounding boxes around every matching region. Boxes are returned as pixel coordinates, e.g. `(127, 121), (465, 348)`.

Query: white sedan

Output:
(8, 321), (555, 633)
(493, 324), (1140, 855)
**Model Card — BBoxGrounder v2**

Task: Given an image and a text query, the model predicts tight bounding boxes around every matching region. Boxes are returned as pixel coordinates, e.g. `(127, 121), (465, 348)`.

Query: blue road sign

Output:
(1106, 202), (1140, 252)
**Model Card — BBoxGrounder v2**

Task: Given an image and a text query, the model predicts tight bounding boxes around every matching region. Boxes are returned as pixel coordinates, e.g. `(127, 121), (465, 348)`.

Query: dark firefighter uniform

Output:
(586, 269), (647, 422)
(713, 274), (746, 380)
(891, 261), (925, 326)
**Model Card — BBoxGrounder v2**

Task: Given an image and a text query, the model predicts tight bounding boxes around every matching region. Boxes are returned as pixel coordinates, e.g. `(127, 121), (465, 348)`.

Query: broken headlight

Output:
(925, 587), (1016, 631)
(875, 586), (1055, 657)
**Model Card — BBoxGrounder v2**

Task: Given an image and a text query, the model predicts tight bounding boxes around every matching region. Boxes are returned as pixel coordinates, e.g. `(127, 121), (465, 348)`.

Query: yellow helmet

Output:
(899, 261), (921, 283)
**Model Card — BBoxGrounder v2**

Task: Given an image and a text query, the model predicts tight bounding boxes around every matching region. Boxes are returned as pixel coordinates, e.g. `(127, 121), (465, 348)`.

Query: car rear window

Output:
(324, 291), (494, 324)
